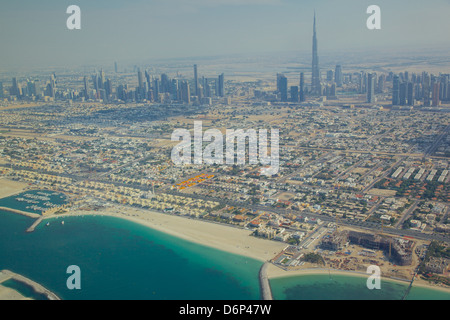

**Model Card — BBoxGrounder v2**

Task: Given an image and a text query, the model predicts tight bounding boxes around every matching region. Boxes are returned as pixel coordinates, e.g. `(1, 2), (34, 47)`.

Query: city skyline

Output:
(1, 0), (450, 71)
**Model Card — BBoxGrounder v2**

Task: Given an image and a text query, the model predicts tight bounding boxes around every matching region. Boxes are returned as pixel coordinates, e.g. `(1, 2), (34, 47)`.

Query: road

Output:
(425, 124), (449, 156)
(161, 188), (450, 243)
(395, 200), (420, 229)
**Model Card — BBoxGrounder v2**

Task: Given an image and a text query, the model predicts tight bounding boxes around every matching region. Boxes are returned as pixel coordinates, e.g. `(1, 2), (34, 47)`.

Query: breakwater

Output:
(259, 262), (273, 300)
(0, 270), (61, 300)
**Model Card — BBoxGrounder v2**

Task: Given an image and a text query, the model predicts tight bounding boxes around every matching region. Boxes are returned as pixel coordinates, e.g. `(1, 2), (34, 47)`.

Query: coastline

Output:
(41, 206), (287, 263)
(1, 182), (448, 298)
(266, 264), (450, 295)
(0, 270), (61, 300)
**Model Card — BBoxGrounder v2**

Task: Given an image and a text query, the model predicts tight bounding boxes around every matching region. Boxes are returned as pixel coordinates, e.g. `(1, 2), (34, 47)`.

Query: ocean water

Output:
(0, 205), (261, 300)
(270, 273), (450, 300)
(1, 191), (449, 300)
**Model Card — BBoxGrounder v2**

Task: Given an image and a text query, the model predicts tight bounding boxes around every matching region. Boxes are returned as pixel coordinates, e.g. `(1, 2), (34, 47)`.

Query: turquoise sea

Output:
(270, 274), (450, 300)
(0, 192), (262, 300)
(1, 191), (449, 300)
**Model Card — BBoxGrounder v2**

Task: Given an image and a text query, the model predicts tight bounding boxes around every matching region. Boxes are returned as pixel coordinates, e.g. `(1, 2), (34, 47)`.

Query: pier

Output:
(0, 206), (40, 219)
(259, 262), (273, 300)
(26, 217), (44, 233)
(402, 271), (419, 300)
(0, 270), (61, 300)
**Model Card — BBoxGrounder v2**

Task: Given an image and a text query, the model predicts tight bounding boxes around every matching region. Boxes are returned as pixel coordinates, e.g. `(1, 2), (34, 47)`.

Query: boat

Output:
(61, 221), (65, 225)
(46, 222), (50, 227)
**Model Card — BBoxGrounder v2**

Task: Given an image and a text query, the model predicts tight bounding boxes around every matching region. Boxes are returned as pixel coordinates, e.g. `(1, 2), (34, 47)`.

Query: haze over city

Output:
(1, 0), (450, 70)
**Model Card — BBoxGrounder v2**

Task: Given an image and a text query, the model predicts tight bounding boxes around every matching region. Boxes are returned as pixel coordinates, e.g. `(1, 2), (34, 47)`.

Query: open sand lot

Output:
(0, 179), (29, 198)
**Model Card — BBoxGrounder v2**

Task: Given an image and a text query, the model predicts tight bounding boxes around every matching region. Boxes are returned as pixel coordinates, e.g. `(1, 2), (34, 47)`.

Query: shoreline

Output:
(1, 183), (449, 298)
(0, 270), (61, 300)
(41, 206), (287, 263)
(266, 264), (450, 295)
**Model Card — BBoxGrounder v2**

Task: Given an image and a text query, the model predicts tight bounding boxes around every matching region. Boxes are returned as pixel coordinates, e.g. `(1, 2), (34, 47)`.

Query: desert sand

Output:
(0, 179), (29, 198)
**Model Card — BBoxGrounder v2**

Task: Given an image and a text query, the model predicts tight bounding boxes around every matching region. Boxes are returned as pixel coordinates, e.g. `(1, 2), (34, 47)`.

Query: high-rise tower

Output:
(367, 73), (375, 103)
(299, 72), (305, 102)
(311, 12), (321, 96)
(138, 68), (144, 90)
(335, 65), (343, 87)
(392, 75), (400, 106)
(194, 64), (199, 97)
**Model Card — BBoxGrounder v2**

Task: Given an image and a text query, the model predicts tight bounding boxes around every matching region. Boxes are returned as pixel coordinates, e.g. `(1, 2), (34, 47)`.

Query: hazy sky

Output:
(0, 0), (449, 70)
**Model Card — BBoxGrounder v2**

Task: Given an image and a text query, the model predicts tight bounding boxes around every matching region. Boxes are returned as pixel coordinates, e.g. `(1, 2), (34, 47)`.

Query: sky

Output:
(0, 0), (449, 70)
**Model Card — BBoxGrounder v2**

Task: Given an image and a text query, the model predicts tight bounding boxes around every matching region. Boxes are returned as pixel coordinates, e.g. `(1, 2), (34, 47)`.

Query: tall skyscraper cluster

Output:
(2, 64), (226, 105)
(115, 65), (225, 104)
(392, 72), (449, 107)
(6, 77), (43, 100)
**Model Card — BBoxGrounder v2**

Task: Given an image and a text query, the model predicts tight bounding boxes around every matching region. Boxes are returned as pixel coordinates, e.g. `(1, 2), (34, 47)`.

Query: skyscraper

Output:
(11, 77), (22, 97)
(217, 73), (225, 97)
(194, 65), (199, 97)
(392, 75), (400, 105)
(399, 82), (408, 106)
(181, 81), (190, 104)
(377, 74), (385, 93)
(335, 65), (343, 87)
(277, 74), (288, 102)
(138, 68), (144, 90)
(311, 12), (321, 96)
(432, 82), (440, 106)
(49, 74), (56, 98)
(326, 70), (334, 82)
(290, 86), (299, 102)
(83, 76), (89, 99)
(299, 72), (305, 102)
(99, 70), (105, 90)
(440, 75), (448, 101)
(407, 82), (414, 106)
(367, 73), (375, 103)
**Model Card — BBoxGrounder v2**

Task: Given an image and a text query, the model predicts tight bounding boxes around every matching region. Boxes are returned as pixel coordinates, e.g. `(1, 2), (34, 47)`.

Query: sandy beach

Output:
(44, 205), (287, 263)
